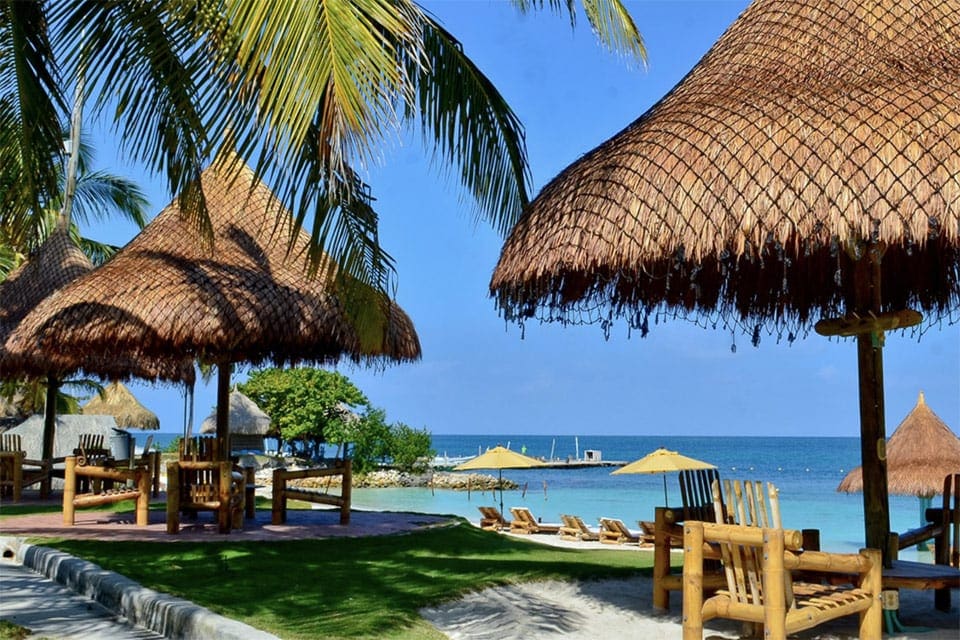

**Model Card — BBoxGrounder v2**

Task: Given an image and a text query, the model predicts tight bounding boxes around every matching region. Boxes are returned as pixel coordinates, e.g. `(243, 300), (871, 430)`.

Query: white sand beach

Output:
(421, 529), (959, 640)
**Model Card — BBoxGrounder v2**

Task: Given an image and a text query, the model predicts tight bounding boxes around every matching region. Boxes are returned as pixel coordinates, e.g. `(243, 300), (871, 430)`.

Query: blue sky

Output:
(83, 1), (959, 438)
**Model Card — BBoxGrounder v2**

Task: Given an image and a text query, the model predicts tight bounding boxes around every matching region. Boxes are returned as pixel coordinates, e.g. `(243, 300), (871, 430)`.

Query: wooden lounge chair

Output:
(509, 507), (561, 534)
(0, 433), (52, 501)
(478, 506), (507, 531)
(166, 436), (246, 534)
(683, 521), (882, 639)
(599, 517), (640, 544)
(560, 514), (600, 541)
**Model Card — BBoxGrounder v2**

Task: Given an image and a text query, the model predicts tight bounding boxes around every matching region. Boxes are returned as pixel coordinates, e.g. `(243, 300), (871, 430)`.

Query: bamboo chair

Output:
(0, 434), (52, 501)
(62, 455), (151, 526)
(599, 517), (640, 544)
(682, 479), (882, 640)
(682, 521), (882, 639)
(560, 514), (600, 541)
(478, 506), (507, 531)
(166, 436), (245, 534)
(509, 507), (560, 534)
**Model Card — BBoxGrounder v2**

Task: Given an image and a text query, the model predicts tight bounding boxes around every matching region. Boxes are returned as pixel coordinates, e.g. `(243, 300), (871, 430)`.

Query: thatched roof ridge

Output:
(81, 381), (160, 430)
(491, 0), (960, 334)
(4, 153), (421, 378)
(838, 391), (960, 496)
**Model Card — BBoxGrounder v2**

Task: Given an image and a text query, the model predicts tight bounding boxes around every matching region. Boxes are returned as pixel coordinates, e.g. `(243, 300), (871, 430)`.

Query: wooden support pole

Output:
(41, 376), (58, 499)
(216, 364), (231, 462)
(12, 453), (23, 502)
(218, 462), (231, 533)
(272, 469), (285, 525)
(136, 466), (150, 526)
(853, 246), (891, 564)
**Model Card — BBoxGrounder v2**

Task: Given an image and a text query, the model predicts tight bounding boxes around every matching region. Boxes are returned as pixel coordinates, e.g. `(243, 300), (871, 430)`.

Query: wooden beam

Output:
(814, 309), (922, 337)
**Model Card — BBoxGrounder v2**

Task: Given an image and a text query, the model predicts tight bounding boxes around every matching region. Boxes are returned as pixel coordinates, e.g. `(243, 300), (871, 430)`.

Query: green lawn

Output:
(41, 521), (653, 640)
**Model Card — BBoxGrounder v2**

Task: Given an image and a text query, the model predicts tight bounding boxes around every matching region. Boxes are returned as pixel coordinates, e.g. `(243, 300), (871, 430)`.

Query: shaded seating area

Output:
(559, 514), (600, 541)
(477, 506), (507, 531)
(166, 437), (247, 534)
(272, 461), (352, 526)
(599, 517), (641, 545)
(0, 433), (52, 501)
(509, 507), (560, 534)
(62, 455), (151, 526)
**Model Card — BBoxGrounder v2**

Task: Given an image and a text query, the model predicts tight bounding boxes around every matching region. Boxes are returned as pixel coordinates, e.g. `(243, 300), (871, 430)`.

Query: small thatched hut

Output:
(838, 392), (960, 498)
(199, 390), (271, 452)
(82, 381), (160, 430)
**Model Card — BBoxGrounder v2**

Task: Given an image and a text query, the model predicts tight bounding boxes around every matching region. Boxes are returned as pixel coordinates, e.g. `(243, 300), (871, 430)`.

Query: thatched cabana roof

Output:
(3, 153), (421, 375)
(199, 390), (270, 436)
(82, 381), (160, 430)
(491, 0), (960, 336)
(838, 392), (960, 497)
(0, 229), (194, 383)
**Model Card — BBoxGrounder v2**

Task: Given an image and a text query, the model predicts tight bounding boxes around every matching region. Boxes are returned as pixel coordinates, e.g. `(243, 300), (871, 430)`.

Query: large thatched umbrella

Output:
(838, 392), (960, 498)
(82, 381), (161, 431)
(5, 153), (421, 460)
(491, 0), (960, 559)
(1, 229), (189, 483)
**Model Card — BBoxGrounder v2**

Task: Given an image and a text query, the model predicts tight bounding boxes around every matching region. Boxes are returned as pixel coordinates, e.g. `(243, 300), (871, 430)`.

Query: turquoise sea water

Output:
(148, 432), (936, 561)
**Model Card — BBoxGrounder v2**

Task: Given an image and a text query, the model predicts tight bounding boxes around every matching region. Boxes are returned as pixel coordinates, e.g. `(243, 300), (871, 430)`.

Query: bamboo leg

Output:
(218, 463), (231, 533)
(166, 462), (180, 534)
(859, 548), (883, 640)
(63, 456), (77, 526)
(272, 469), (285, 525)
(12, 454), (23, 502)
(682, 521), (705, 640)
(762, 529), (786, 640)
(653, 507), (672, 610)
(340, 461), (352, 525)
(136, 467), (150, 526)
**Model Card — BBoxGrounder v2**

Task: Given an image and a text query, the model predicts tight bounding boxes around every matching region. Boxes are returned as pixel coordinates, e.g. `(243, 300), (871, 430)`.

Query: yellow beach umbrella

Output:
(455, 446), (545, 514)
(612, 447), (716, 506)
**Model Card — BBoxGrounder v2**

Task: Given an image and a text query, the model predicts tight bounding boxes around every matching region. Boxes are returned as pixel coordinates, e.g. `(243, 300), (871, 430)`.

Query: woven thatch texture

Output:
(491, 0), (960, 334)
(838, 392), (960, 497)
(199, 390), (270, 435)
(4, 153), (421, 377)
(81, 381), (160, 430)
(0, 230), (193, 383)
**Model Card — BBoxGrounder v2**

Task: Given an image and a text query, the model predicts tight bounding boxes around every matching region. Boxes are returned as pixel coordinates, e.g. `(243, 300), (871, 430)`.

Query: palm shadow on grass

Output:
(47, 522), (652, 640)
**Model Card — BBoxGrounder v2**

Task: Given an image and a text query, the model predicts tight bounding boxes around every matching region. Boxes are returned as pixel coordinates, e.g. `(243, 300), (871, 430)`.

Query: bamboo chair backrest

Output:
(0, 433), (22, 453)
(679, 468), (723, 521)
(180, 436), (219, 461)
(942, 473), (960, 568)
(712, 479), (793, 608)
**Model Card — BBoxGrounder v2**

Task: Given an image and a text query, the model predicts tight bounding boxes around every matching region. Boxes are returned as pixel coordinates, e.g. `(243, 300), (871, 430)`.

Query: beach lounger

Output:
(509, 507), (561, 534)
(560, 514), (600, 541)
(477, 506), (507, 531)
(599, 517), (640, 544)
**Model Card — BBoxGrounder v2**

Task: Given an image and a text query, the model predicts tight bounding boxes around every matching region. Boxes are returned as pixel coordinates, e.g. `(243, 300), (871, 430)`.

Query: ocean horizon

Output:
(146, 431), (940, 562)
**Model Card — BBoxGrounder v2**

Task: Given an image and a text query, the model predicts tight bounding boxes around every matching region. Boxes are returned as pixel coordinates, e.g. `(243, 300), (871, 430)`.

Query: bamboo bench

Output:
(272, 461), (352, 525)
(62, 455), (151, 526)
(0, 434), (52, 501)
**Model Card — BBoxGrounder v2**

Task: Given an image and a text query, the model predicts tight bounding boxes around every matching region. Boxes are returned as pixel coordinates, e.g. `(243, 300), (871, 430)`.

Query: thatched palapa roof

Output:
(838, 392), (960, 497)
(491, 0), (960, 336)
(82, 381), (160, 430)
(3, 153), (421, 377)
(0, 229), (193, 383)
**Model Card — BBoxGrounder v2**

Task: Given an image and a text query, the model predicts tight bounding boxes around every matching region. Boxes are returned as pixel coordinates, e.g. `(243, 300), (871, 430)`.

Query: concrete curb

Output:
(1, 537), (279, 640)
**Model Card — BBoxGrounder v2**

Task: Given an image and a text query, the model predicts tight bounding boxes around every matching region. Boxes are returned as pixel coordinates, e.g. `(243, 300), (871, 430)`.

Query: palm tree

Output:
(1, 0), (645, 307)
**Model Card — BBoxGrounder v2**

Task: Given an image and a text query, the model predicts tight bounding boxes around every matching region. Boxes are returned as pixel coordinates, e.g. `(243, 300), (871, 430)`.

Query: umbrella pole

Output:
(662, 475), (669, 507)
(216, 363), (232, 461)
(40, 375), (59, 498)
(853, 246), (892, 565)
(499, 469), (504, 515)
